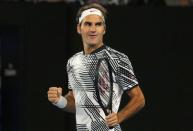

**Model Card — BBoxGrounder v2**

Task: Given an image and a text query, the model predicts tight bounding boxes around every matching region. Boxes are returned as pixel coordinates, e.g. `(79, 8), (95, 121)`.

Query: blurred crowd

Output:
(0, 0), (193, 6)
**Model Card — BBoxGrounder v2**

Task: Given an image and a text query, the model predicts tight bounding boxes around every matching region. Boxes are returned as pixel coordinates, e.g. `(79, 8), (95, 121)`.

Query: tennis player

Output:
(47, 3), (145, 131)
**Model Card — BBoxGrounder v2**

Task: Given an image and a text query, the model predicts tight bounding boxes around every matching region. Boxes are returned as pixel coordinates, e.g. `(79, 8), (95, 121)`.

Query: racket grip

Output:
(107, 109), (114, 129)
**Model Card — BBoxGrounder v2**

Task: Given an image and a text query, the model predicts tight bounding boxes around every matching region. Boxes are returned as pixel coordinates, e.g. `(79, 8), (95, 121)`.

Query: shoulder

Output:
(67, 51), (83, 65)
(105, 46), (129, 60)
(105, 46), (132, 68)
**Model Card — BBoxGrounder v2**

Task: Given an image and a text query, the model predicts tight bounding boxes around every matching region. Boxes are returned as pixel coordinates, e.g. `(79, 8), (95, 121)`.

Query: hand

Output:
(105, 112), (119, 127)
(47, 87), (62, 104)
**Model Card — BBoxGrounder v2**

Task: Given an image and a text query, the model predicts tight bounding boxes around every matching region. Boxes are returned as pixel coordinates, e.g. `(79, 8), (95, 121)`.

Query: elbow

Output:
(134, 92), (145, 111)
(140, 97), (145, 109)
(138, 95), (145, 110)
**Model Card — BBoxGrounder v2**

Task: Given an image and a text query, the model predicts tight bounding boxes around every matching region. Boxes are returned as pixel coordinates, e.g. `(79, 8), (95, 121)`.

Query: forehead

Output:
(82, 15), (104, 23)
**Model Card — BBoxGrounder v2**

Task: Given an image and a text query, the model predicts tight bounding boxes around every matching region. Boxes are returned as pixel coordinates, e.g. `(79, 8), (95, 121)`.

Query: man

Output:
(47, 3), (145, 131)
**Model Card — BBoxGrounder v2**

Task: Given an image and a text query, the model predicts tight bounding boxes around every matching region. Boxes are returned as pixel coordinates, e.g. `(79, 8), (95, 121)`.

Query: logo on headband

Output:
(90, 9), (97, 12)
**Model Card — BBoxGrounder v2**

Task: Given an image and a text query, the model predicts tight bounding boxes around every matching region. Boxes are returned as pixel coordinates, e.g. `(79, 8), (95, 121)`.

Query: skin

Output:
(77, 15), (106, 55)
(47, 14), (145, 127)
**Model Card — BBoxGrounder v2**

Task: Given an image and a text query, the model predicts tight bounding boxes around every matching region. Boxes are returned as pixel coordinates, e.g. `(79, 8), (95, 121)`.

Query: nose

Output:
(89, 25), (96, 32)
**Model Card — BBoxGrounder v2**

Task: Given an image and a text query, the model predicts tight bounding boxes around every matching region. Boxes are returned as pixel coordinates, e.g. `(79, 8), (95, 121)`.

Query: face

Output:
(77, 15), (106, 48)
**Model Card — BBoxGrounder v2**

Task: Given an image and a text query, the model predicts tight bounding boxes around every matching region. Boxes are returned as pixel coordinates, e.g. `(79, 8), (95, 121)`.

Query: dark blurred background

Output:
(0, 0), (193, 131)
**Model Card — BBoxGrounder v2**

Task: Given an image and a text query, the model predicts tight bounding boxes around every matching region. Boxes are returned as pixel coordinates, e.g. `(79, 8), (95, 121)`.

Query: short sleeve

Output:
(116, 55), (138, 91)
(66, 59), (72, 90)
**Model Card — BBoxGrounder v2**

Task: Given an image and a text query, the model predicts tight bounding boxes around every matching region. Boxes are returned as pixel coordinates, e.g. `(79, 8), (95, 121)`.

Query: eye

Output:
(84, 22), (92, 26)
(96, 22), (102, 26)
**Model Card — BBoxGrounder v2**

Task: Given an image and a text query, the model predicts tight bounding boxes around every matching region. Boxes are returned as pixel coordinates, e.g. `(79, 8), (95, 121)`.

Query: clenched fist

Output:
(47, 87), (62, 104)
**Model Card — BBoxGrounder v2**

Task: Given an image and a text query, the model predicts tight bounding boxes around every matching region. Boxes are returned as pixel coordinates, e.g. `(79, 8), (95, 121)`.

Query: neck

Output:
(83, 43), (103, 55)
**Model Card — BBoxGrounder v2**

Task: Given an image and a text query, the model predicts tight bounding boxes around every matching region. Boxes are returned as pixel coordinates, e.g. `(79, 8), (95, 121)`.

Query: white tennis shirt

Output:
(67, 45), (138, 131)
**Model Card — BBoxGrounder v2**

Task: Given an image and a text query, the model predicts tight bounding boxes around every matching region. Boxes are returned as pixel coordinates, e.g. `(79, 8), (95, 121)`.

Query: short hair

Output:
(76, 3), (108, 24)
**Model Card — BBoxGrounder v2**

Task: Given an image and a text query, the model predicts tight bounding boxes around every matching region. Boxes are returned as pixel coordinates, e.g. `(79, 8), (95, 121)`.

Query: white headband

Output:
(79, 8), (105, 23)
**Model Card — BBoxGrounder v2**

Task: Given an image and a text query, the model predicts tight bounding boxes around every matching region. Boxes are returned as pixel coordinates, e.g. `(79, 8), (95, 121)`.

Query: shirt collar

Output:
(83, 45), (106, 55)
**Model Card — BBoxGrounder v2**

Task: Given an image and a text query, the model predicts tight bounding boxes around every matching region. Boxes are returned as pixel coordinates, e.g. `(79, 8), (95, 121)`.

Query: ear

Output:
(103, 30), (106, 34)
(103, 27), (106, 35)
(103, 24), (106, 34)
(77, 24), (81, 34)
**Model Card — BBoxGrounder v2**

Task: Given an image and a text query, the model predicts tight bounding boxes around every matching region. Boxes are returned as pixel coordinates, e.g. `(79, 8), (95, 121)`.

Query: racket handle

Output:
(106, 109), (114, 129)
(106, 109), (112, 114)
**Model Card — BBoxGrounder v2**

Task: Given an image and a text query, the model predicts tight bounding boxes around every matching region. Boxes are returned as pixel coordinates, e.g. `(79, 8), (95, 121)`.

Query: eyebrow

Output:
(84, 21), (103, 25)
(96, 22), (103, 25)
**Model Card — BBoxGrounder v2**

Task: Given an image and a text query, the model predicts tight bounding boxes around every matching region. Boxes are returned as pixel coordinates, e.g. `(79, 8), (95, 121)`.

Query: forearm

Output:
(53, 90), (76, 113)
(62, 93), (76, 113)
(117, 94), (145, 123)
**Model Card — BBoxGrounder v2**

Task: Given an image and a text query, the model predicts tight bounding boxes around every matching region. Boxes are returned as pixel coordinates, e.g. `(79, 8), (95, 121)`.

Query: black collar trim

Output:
(83, 45), (106, 55)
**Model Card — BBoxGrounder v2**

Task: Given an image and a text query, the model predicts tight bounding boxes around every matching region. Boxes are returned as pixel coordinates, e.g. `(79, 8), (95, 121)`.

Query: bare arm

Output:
(118, 85), (145, 123)
(106, 85), (145, 127)
(63, 91), (76, 113)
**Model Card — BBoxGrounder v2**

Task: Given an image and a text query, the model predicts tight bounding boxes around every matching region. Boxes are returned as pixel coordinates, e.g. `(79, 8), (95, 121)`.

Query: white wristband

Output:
(53, 96), (67, 109)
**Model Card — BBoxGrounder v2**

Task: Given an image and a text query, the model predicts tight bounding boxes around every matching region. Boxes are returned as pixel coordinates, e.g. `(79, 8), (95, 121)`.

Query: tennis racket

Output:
(94, 58), (114, 129)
